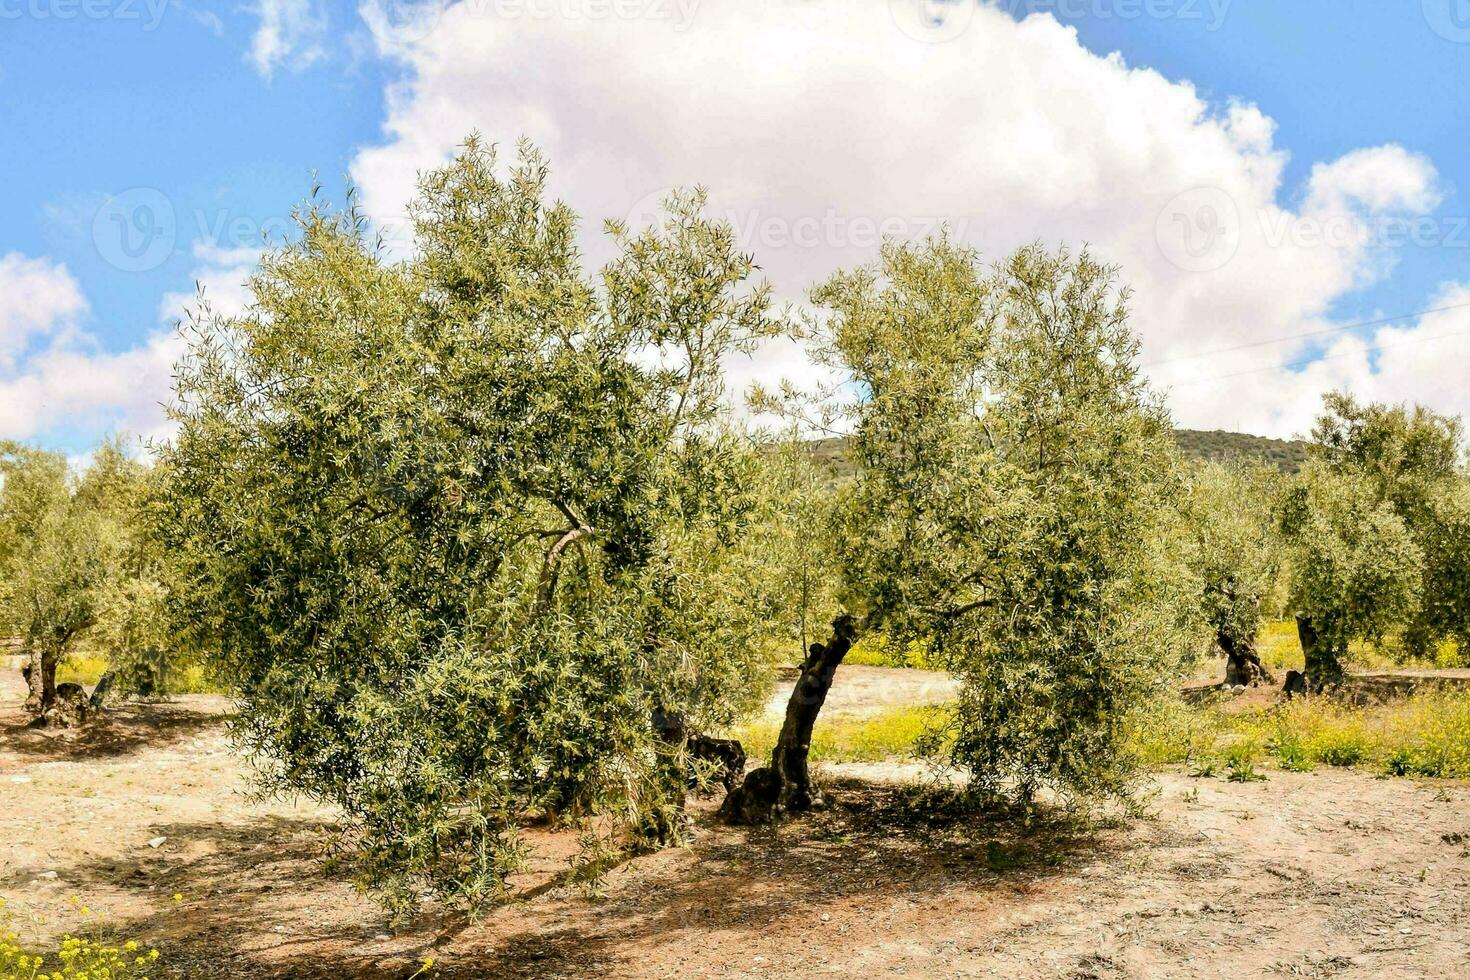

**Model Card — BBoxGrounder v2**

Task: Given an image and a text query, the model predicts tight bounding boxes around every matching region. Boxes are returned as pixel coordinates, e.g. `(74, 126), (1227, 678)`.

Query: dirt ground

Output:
(4, 669), (1470, 979)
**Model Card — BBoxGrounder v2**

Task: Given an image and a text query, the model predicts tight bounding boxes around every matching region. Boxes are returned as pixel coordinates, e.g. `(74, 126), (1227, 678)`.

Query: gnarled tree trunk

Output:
(643, 708), (691, 847)
(1219, 629), (1274, 687)
(721, 613), (860, 825)
(643, 709), (749, 844)
(21, 647), (58, 716)
(1293, 611), (1343, 692)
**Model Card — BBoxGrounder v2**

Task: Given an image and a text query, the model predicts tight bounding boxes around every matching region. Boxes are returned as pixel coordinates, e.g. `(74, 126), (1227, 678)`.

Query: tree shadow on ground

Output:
(442, 778), (1140, 978)
(0, 697), (231, 763)
(23, 776), (1142, 978)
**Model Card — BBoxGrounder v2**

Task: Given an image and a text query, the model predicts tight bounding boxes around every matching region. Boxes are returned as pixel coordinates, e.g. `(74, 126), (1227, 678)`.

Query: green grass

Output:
(54, 653), (221, 696)
(724, 683), (1470, 783)
(842, 634), (940, 669)
(1128, 690), (1470, 779)
(728, 704), (951, 765)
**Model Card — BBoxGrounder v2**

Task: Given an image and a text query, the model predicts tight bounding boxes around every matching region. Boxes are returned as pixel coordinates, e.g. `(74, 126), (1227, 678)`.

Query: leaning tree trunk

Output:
(720, 613), (860, 825)
(89, 670), (117, 711)
(1293, 611), (1343, 692)
(1219, 629), (1274, 687)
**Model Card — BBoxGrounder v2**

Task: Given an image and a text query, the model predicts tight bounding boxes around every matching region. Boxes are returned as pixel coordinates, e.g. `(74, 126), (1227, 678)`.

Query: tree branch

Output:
(536, 526), (594, 612)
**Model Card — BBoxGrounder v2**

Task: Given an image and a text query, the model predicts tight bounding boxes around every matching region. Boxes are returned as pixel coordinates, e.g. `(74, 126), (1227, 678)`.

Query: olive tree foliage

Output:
(1307, 392), (1470, 659)
(86, 453), (189, 700)
(732, 239), (1190, 816)
(1277, 463), (1423, 684)
(160, 138), (787, 915)
(749, 436), (843, 663)
(1420, 478), (1470, 656)
(0, 438), (154, 718)
(930, 245), (1191, 804)
(1178, 461), (1283, 686)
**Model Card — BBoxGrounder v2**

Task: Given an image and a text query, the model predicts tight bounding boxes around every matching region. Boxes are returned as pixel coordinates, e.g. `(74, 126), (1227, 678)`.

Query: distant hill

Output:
(799, 429), (1310, 475)
(1172, 429), (1310, 473)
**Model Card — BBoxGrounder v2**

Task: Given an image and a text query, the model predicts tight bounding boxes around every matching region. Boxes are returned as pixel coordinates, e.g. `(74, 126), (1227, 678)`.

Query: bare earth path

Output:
(3, 669), (1470, 978)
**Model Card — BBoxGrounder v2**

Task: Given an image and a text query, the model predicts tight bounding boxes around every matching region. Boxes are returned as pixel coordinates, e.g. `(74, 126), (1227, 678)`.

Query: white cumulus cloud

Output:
(249, 0), (328, 79)
(0, 241), (263, 447)
(349, 0), (1465, 437)
(0, 252), (89, 368)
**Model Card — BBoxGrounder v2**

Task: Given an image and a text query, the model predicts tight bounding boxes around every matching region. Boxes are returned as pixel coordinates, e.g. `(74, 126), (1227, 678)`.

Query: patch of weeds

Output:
(1271, 723), (1315, 772)
(1126, 696), (1221, 768)
(1, 896), (165, 979)
(1223, 741), (1267, 783)
(1314, 732), (1369, 768)
(1145, 689), (1470, 780)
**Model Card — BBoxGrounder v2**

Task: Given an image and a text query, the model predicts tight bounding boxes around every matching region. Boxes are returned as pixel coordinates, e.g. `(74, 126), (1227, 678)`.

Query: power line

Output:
(1142, 300), (1470, 368)
(1170, 323), (1470, 387)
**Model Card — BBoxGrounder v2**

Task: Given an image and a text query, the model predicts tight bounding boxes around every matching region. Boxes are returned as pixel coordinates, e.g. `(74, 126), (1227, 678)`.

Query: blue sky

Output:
(1, 2), (393, 356)
(3, 0), (1470, 451)
(1032, 0), (1470, 325)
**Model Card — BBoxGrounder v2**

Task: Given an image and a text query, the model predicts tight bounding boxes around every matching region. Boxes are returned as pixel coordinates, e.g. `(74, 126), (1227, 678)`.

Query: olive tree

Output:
(1420, 478), (1470, 658)
(1308, 393), (1469, 660)
(746, 435), (843, 666)
(0, 441), (141, 721)
(85, 451), (188, 702)
(1179, 461), (1282, 687)
(160, 139), (785, 914)
(724, 239), (1190, 820)
(1277, 462), (1423, 686)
